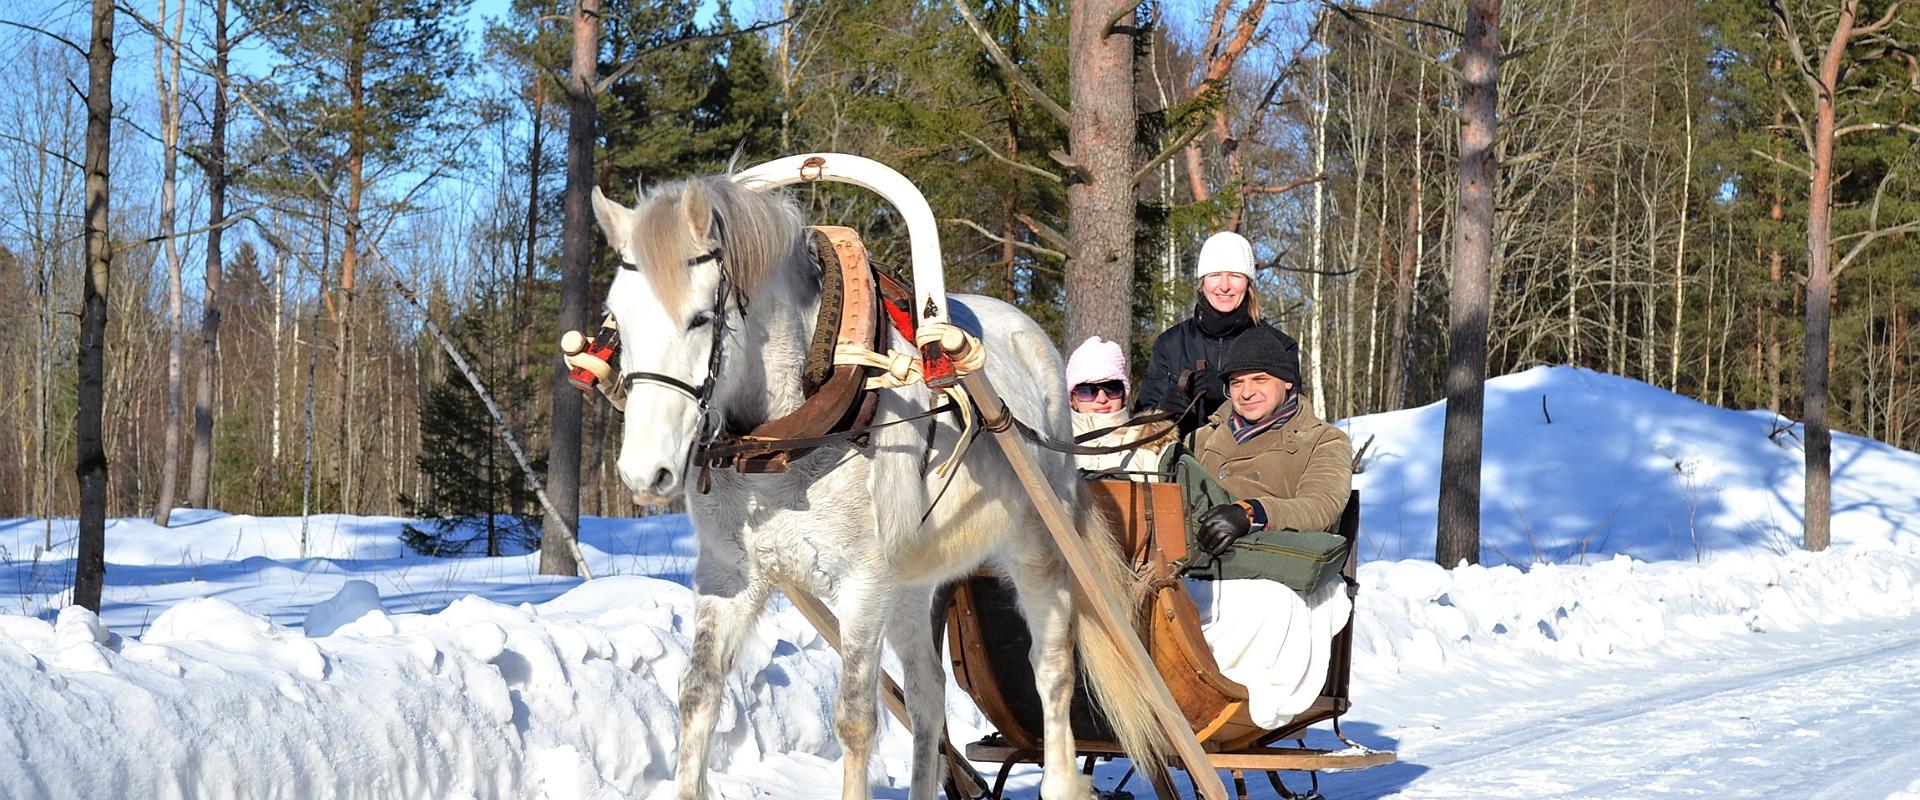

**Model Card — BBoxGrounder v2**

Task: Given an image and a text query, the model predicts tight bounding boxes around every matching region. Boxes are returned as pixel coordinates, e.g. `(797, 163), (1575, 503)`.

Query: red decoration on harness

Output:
(561, 316), (621, 397)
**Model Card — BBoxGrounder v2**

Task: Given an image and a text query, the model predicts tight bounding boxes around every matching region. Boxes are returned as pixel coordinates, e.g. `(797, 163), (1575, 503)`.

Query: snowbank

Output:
(0, 576), (858, 799)
(1342, 366), (1920, 564)
(5, 366), (1920, 798)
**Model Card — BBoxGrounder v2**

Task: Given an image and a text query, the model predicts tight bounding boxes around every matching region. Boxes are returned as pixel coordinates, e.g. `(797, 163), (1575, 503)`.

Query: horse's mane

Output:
(629, 175), (814, 311)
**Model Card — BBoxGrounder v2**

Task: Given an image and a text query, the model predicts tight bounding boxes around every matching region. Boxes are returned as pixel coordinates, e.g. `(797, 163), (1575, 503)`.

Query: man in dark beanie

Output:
(1165, 325), (1353, 586)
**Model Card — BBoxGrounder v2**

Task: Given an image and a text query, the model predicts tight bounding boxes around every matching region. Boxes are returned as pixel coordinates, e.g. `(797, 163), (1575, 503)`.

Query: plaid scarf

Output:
(1227, 392), (1300, 445)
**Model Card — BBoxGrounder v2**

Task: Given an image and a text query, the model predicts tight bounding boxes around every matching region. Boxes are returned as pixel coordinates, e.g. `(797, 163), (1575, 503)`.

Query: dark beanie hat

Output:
(1220, 325), (1303, 387)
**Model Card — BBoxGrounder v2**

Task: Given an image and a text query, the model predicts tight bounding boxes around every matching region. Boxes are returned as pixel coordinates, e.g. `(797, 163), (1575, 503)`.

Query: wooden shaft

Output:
(777, 583), (990, 798)
(957, 371), (1230, 800)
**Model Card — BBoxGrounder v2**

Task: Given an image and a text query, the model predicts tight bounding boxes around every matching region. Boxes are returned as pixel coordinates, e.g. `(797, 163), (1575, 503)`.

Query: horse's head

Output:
(591, 177), (804, 503)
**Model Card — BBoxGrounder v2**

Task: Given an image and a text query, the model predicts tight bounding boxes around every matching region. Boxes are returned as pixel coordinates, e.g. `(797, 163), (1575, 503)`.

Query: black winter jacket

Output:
(1133, 314), (1290, 433)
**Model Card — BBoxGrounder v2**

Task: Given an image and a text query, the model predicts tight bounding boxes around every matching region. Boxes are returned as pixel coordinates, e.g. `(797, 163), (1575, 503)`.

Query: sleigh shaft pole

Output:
(957, 369), (1231, 800)
(777, 582), (991, 798)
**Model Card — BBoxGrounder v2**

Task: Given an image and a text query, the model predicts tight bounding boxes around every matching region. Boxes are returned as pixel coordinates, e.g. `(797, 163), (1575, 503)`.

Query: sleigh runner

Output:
(567, 153), (1389, 800)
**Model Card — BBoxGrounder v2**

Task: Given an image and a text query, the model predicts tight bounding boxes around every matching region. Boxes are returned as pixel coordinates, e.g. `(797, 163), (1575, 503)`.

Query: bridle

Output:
(615, 222), (736, 459)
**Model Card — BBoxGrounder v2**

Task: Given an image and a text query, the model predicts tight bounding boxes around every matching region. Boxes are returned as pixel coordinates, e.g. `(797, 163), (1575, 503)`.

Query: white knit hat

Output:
(1195, 231), (1256, 280)
(1065, 336), (1130, 395)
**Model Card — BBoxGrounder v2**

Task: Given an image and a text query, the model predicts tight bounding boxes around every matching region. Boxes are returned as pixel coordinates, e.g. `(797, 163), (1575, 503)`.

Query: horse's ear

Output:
(590, 186), (630, 255)
(680, 180), (713, 242)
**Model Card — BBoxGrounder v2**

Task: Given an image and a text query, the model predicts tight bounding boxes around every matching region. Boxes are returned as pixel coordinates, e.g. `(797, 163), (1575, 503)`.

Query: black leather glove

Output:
(1196, 503), (1254, 555)
(1164, 366), (1218, 415)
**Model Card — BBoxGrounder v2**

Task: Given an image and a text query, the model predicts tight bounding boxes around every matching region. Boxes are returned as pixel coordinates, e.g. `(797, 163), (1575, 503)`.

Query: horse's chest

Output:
(691, 454), (877, 582)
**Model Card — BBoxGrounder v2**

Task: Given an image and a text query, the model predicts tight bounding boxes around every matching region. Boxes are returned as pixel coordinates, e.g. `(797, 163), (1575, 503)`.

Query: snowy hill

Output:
(4, 367), (1919, 798)
(1344, 365), (1920, 563)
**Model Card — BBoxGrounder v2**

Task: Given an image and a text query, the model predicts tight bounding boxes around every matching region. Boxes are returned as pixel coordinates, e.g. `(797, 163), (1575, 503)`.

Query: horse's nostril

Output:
(650, 468), (674, 494)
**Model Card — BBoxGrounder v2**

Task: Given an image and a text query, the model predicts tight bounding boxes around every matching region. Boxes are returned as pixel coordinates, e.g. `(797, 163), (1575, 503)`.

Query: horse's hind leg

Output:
(833, 579), (894, 800)
(885, 586), (946, 800)
(674, 568), (772, 800)
(1002, 546), (1088, 800)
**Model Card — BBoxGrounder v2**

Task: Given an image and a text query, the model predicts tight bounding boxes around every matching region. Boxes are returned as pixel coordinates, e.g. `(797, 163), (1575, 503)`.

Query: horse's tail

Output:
(1070, 490), (1172, 782)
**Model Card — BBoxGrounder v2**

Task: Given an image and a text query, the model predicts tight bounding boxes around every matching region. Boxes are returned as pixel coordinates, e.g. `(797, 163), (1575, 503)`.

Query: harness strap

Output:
(622, 371), (701, 401)
(699, 402), (958, 462)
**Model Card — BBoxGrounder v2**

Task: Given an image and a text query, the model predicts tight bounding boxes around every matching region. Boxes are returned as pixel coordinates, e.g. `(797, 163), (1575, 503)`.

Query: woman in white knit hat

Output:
(1133, 231), (1293, 434)
(1064, 336), (1171, 477)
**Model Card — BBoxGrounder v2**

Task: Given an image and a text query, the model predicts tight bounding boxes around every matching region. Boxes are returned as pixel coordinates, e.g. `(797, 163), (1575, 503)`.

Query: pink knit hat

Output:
(1065, 336), (1130, 395)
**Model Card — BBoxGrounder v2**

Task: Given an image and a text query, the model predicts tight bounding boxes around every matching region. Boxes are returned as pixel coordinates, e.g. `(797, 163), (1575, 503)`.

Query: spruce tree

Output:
(400, 286), (547, 557)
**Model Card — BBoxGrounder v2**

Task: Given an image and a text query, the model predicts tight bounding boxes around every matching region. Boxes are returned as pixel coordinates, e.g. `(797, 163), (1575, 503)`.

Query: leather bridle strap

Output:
(616, 248), (730, 412)
(621, 370), (701, 401)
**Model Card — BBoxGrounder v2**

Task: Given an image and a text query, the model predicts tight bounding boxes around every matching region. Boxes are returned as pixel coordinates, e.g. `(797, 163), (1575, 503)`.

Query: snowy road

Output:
(1319, 617), (1920, 799)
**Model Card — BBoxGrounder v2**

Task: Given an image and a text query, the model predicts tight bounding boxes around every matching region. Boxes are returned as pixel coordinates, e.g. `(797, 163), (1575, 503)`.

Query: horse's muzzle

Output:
(630, 489), (675, 507)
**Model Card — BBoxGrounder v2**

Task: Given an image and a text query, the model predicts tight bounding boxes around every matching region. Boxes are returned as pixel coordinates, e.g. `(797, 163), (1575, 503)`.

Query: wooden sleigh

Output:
(941, 481), (1395, 799)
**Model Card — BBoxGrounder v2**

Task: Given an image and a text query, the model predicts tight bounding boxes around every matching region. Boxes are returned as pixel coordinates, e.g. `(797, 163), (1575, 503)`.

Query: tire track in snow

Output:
(1329, 622), (1920, 798)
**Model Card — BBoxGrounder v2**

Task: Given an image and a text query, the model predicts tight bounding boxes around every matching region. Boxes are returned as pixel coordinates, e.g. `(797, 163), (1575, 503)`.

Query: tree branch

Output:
(1132, 120), (1210, 186)
(116, 204), (264, 254)
(949, 0), (1071, 128)
(1835, 121), (1920, 137)
(0, 18), (87, 58)
(1323, 3), (1461, 38)
(958, 131), (1062, 183)
(1749, 147), (1814, 179)
(1101, 2), (1137, 38)
(1320, 1), (1456, 75)
(944, 218), (1067, 260)
(0, 131), (83, 171)
(1850, 0), (1907, 39)
(595, 15), (794, 95)
(1835, 159), (1919, 277)
(1014, 212), (1074, 256)
(1265, 259), (1358, 277)
(1243, 174), (1326, 194)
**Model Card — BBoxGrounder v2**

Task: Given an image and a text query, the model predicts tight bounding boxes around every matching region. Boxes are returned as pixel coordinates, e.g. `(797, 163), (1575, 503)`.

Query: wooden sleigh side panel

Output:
(946, 480), (1365, 754)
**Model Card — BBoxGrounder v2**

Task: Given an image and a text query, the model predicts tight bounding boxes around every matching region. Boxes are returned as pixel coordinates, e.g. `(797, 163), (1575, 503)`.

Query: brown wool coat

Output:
(1193, 399), (1354, 533)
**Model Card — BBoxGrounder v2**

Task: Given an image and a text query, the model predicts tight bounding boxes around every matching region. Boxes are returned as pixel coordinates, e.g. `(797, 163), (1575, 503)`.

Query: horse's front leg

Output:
(1004, 546), (1088, 800)
(674, 561), (772, 800)
(833, 579), (894, 800)
(884, 587), (946, 800)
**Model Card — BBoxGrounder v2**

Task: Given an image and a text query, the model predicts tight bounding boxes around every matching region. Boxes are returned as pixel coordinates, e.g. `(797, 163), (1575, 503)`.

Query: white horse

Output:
(590, 174), (1165, 800)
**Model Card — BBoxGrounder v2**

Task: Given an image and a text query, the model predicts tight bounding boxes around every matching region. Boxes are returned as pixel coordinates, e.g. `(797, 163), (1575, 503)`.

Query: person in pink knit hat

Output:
(1065, 336), (1171, 478)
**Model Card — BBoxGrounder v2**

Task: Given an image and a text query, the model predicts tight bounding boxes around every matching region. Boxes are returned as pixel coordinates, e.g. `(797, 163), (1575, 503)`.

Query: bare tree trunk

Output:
(1566, 114), (1583, 365)
(153, 0), (186, 527)
(301, 270), (323, 556)
(271, 246), (285, 465)
(1307, 49), (1328, 416)
(336, 47), (367, 515)
(1388, 184), (1416, 411)
(1436, 0), (1500, 570)
(1064, 0), (1136, 346)
(188, 0), (230, 509)
(541, 0), (602, 577)
(1668, 80), (1692, 391)
(1767, 94), (1785, 414)
(75, 0), (116, 612)
(1796, 3), (1854, 554)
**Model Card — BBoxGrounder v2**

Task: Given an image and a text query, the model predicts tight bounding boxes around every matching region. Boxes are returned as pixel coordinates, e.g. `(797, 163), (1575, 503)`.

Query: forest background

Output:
(1, 0), (1914, 565)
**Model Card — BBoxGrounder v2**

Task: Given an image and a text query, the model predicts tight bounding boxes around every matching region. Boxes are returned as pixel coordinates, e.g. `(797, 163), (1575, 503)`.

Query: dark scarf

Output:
(1227, 391), (1301, 444)
(1193, 299), (1255, 339)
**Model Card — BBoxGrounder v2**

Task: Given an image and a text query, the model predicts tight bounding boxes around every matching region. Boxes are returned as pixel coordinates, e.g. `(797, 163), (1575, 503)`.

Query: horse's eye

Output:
(688, 312), (713, 331)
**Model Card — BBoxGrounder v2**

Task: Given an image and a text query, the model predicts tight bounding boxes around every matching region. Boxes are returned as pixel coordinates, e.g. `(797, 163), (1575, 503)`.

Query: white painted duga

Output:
(731, 153), (950, 340)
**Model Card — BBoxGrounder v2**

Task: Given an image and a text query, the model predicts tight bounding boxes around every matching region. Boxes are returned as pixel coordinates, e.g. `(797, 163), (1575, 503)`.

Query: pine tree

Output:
(400, 287), (547, 557)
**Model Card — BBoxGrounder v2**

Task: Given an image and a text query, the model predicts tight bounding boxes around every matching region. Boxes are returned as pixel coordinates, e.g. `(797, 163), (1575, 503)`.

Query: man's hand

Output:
(1196, 503), (1253, 555)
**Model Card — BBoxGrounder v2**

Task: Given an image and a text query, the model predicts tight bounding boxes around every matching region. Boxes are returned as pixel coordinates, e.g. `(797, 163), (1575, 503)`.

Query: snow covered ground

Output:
(4, 366), (1919, 798)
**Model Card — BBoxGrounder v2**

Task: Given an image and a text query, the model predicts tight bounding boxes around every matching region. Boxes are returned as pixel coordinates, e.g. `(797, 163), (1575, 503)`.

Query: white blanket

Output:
(1182, 577), (1352, 729)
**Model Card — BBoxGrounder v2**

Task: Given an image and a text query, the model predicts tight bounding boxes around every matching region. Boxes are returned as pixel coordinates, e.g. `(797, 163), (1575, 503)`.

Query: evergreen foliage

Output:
(399, 284), (547, 557)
